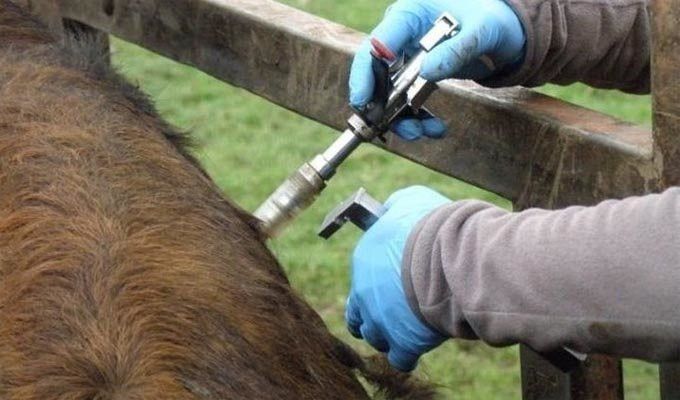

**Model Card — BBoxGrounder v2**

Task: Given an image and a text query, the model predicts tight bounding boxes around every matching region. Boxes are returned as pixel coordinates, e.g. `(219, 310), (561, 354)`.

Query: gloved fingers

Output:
(345, 296), (363, 339)
(390, 116), (447, 140)
(421, 117), (447, 138)
(390, 118), (423, 141)
(420, 25), (489, 82)
(360, 323), (390, 353)
(387, 347), (421, 372)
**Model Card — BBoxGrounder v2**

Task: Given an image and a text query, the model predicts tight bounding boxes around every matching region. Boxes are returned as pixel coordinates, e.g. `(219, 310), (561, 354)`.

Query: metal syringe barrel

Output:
(253, 162), (324, 238)
(254, 126), (367, 237)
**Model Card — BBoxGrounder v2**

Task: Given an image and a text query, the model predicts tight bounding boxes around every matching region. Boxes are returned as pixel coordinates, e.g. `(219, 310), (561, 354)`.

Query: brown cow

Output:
(0, 1), (437, 399)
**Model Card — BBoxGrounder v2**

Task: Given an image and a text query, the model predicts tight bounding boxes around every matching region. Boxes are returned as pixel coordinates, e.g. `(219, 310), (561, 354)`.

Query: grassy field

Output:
(111, 1), (656, 398)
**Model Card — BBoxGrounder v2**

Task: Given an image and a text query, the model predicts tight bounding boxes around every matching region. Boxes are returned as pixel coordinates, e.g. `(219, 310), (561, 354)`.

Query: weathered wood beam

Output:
(651, 0), (680, 398)
(43, 0), (657, 205)
(652, 0), (680, 187)
(16, 0), (63, 33)
(520, 347), (623, 400)
(15, 0), (110, 61)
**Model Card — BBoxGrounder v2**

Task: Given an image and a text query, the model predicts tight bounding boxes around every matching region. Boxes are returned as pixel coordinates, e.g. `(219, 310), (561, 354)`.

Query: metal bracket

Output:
(318, 188), (386, 239)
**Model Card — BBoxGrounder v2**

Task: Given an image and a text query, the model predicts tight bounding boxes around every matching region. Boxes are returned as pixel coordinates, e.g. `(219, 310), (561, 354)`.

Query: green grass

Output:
(110, 1), (656, 398)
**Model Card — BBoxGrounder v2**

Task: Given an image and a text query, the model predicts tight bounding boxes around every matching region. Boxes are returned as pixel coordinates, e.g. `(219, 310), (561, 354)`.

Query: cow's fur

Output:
(0, 1), (436, 399)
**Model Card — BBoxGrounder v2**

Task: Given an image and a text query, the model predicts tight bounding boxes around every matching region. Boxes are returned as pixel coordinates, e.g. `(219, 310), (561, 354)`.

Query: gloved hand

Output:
(349, 0), (526, 140)
(346, 186), (453, 372)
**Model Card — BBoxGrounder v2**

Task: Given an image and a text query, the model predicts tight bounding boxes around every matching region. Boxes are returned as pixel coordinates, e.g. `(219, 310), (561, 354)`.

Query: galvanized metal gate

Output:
(19, 0), (680, 398)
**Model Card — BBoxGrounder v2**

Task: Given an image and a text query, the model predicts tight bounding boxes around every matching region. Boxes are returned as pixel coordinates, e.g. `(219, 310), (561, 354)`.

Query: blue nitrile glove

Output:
(346, 186), (453, 372)
(349, 0), (526, 140)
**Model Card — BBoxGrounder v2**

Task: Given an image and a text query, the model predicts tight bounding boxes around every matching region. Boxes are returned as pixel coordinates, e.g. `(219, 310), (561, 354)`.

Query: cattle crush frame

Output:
(16, 0), (680, 398)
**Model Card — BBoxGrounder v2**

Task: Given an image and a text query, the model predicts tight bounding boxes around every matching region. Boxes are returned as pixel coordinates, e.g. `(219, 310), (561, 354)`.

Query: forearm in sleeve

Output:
(402, 187), (680, 361)
(482, 0), (650, 94)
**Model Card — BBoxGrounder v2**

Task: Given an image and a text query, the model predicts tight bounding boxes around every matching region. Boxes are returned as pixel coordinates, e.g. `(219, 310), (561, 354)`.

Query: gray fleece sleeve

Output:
(481, 0), (650, 94)
(402, 188), (680, 361)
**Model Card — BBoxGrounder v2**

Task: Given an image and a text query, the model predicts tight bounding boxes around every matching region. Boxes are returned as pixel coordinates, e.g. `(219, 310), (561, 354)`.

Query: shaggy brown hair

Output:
(0, 1), (437, 399)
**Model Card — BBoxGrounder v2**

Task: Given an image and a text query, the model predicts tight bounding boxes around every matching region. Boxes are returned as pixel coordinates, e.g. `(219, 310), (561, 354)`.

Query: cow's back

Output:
(0, 2), (371, 399)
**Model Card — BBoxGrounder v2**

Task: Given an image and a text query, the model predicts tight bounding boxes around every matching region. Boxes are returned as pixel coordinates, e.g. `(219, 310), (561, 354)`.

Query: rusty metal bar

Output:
(651, 0), (680, 398)
(39, 0), (657, 205)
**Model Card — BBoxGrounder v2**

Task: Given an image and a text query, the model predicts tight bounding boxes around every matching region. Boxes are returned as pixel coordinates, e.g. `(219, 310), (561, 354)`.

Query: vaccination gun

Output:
(254, 13), (460, 238)
(255, 12), (587, 374)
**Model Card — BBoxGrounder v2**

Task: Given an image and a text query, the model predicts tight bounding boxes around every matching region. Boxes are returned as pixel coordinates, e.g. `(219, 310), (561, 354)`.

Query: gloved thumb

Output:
(349, 3), (424, 108)
(387, 347), (420, 372)
(420, 26), (491, 82)
(349, 40), (376, 108)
